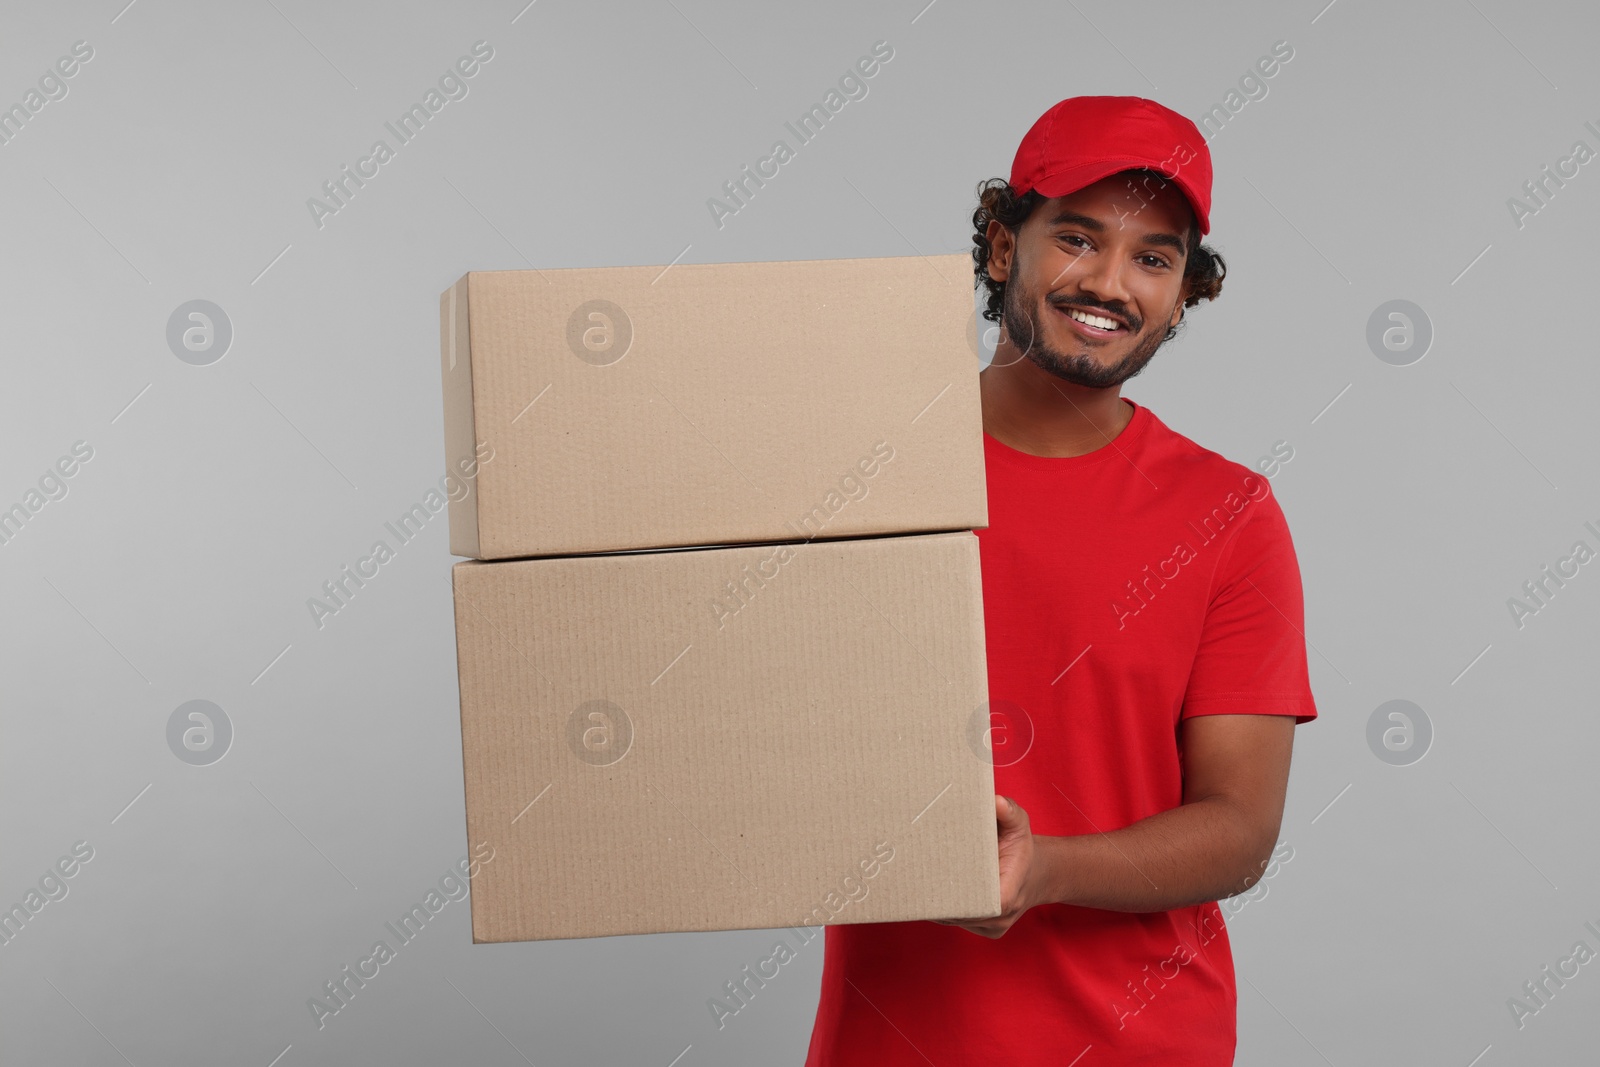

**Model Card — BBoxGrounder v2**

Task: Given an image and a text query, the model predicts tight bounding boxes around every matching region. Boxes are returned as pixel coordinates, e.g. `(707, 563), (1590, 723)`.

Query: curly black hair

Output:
(971, 171), (1226, 342)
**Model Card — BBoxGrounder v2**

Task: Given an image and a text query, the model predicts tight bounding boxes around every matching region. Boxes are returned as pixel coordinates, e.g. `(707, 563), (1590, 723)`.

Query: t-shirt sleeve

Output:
(1181, 482), (1318, 724)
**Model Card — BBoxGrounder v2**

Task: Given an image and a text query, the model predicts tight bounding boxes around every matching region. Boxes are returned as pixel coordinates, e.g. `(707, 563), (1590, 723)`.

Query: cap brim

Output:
(1026, 158), (1210, 235)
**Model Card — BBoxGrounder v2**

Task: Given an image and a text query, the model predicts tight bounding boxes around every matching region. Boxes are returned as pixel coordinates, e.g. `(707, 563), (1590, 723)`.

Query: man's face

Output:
(989, 172), (1193, 389)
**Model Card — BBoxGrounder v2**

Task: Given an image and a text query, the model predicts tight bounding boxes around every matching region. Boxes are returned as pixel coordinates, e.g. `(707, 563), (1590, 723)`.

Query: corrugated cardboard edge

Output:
(439, 274), (482, 558)
(448, 559), (490, 944)
(460, 251), (973, 280)
(960, 530), (1002, 923)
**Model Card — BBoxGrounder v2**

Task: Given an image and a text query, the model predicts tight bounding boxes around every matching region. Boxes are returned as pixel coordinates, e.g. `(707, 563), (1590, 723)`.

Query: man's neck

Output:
(979, 353), (1133, 458)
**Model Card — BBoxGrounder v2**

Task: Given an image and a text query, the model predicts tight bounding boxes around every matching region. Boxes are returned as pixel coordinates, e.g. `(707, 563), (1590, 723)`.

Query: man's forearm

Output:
(1031, 796), (1272, 913)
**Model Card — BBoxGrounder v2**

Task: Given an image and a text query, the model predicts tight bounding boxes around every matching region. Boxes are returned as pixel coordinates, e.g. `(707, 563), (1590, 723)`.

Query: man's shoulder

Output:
(1137, 403), (1265, 490)
(1137, 406), (1300, 585)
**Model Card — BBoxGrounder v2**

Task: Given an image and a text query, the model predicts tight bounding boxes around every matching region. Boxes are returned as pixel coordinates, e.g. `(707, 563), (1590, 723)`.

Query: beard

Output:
(998, 273), (1174, 389)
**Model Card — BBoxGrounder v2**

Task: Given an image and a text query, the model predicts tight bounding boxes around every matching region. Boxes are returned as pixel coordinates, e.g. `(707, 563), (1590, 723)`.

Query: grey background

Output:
(3, 0), (1597, 1063)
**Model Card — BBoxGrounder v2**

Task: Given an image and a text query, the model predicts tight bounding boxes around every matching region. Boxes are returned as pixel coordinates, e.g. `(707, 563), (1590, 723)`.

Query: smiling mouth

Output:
(1053, 303), (1128, 336)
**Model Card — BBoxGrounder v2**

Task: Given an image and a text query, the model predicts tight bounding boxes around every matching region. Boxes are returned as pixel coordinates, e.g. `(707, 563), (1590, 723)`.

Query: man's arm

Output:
(935, 712), (1296, 936)
(1031, 712), (1296, 913)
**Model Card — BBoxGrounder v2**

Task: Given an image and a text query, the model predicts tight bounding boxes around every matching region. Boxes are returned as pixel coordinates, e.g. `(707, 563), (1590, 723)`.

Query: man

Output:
(805, 96), (1318, 1065)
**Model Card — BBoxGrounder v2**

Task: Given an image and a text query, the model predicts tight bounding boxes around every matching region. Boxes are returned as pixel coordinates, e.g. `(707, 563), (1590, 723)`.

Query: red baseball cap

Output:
(1009, 96), (1213, 235)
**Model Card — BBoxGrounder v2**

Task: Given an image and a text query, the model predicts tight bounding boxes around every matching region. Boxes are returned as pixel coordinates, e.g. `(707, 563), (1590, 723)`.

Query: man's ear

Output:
(1171, 258), (1195, 329)
(986, 218), (1014, 282)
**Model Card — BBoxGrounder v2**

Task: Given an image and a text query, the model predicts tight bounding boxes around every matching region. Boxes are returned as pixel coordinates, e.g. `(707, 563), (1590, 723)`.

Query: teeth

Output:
(1065, 308), (1120, 331)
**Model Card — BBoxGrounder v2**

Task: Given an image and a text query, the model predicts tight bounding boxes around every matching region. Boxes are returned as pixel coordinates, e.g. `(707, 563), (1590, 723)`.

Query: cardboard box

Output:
(439, 253), (987, 560)
(452, 529), (999, 942)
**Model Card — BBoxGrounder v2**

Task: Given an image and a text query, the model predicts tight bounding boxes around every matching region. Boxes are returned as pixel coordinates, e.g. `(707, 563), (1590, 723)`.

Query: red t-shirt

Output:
(805, 396), (1318, 1066)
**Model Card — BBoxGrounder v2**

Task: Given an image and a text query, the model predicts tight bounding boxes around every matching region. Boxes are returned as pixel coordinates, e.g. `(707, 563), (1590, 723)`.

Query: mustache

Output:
(1047, 294), (1141, 332)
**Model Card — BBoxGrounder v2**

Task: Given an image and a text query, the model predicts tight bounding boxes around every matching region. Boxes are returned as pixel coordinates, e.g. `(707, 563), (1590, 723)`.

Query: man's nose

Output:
(1074, 252), (1133, 309)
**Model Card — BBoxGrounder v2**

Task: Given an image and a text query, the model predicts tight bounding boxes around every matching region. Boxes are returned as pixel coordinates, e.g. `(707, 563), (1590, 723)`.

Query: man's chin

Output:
(1027, 345), (1141, 390)
(1000, 307), (1161, 386)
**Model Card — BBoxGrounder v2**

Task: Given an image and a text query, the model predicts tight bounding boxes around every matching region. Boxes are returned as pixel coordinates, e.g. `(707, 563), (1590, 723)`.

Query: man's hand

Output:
(930, 795), (1051, 938)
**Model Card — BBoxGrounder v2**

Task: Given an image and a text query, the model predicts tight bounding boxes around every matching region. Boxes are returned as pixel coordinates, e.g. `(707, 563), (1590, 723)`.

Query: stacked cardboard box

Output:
(439, 253), (1000, 942)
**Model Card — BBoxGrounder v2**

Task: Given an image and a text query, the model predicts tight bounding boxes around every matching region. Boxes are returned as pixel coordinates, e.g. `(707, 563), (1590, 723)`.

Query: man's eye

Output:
(1140, 255), (1170, 268)
(1060, 235), (1090, 249)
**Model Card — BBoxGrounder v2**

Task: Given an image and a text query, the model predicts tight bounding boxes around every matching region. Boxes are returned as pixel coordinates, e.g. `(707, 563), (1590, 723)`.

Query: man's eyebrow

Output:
(1046, 211), (1104, 231)
(1045, 211), (1188, 255)
(1139, 231), (1187, 254)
